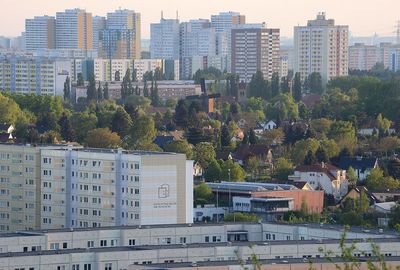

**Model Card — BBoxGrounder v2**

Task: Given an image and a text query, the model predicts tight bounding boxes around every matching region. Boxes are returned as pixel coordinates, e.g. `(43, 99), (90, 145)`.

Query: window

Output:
(87, 241), (94, 248)
(266, 234), (271, 240)
(180, 237), (186, 244)
(129, 239), (135, 246)
(50, 243), (59, 250)
(100, 240), (107, 247)
(134, 163), (139, 170)
(105, 263), (112, 270)
(63, 242), (67, 249)
(72, 265), (80, 270)
(205, 236), (210, 243)
(84, 264), (91, 270)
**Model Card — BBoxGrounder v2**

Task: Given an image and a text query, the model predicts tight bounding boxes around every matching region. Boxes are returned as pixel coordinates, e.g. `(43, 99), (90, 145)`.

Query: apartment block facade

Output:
(0, 54), (71, 96)
(348, 43), (380, 70)
(0, 144), (193, 232)
(231, 24), (280, 82)
(294, 12), (349, 85)
(25, 16), (56, 52)
(55, 9), (93, 50)
(150, 18), (181, 60)
(93, 58), (133, 81)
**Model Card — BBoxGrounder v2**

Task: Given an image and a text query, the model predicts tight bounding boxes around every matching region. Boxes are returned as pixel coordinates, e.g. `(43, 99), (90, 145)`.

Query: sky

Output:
(1, 0), (399, 38)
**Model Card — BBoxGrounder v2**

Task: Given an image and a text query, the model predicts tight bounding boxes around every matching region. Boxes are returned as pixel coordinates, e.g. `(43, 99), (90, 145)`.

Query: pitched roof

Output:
(153, 135), (175, 149)
(338, 156), (378, 171)
(0, 123), (12, 133)
(233, 144), (270, 161)
(295, 163), (340, 181)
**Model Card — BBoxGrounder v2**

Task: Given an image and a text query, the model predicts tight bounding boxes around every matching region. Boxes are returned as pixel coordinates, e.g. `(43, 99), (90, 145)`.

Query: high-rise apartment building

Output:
(294, 12), (349, 85)
(92, 16), (106, 50)
(0, 144), (193, 231)
(180, 19), (216, 78)
(348, 43), (380, 70)
(150, 18), (180, 60)
(211, 12), (245, 72)
(25, 16), (56, 52)
(98, 9), (141, 59)
(231, 24), (280, 83)
(0, 53), (71, 96)
(56, 9), (93, 50)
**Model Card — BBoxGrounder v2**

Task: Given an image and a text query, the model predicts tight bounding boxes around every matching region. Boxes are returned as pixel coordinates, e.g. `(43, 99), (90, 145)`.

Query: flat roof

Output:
(0, 238), (399, 258)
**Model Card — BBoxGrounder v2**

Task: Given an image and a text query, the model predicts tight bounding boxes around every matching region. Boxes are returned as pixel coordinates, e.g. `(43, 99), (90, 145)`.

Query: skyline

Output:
(1, 0), (399, 39)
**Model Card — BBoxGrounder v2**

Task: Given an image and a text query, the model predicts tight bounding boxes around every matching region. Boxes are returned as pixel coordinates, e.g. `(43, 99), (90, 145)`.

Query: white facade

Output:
(25, 16), (56, 52)
(133, 59), (163, 81)
(294, 12), (349, 85)
(289, 165), (348, 199)
(150, 18), (180, 60)
(348, 43), (380, 70)
(94, 59), (133, 81)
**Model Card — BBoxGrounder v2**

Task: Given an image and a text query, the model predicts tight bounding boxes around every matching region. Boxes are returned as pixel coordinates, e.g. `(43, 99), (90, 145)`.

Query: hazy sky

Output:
(1, 0), (399, 38)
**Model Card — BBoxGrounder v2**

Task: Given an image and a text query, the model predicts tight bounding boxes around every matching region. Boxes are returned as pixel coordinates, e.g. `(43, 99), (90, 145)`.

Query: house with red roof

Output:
(289, 162), (348, 200)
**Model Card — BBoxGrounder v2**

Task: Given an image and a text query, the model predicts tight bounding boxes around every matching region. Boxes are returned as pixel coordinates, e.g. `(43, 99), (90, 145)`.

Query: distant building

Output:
(93, 58), (133, 82)
(91, 16), (106, 50)
(133, 59), (179, 81)
(338, 156), (378, 181)
(98, 9), (141, 59)
(389, 46), (400, 72)
(294, 12), (349, 85)
(150, 18), (180, 60)
(56, 9), (93, 50)
(25, 16), (56, 51)
(211, 11), (246, 72)
(0, 37), (10, 49)
(231, 24), (280, 82)
(289, 163), (348, 199)
(348, 43), (380, 70)
(0, 53), (71, 96)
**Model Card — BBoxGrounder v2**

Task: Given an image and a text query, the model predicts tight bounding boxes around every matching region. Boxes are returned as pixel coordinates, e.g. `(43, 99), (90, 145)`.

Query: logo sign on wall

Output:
(158, 184), (170, 199)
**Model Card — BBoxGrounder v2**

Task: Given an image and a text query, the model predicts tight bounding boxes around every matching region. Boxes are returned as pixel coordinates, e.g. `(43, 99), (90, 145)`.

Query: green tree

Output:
(128, 115), (157, 150)
(347, 166), (358, 187)
(220, 125), (231, 147)
(97, 81), (103, 100)
(366, 168), (400, 190)
(320, 138), (340, 159)
(194, 182), (213, 206)
(315, 146), (328, 162)
(204, 159), (222, 182)
(266, 93), (299, 121)
(220, 160), (246, 182)
(293, 72), (302, 102)
(194, 142), (216, 169)
(280, 76), (290, 93)
(114, 70), (120, 81)
(70, 112), (98, 142)
(246, 156), (260, 180)
(271, 72), (280, 97)
(328, 121), (356, 150)
(150, 80), (160, 106)
(248, 70), (270, 99)
(163, 140), (194, 159)
(175, 100), (189, 128)
(85, 128), (122, 148)
(375, 113), (392, 134)
(304, 150), (317, 165)
(249, 129), (258, 145)
(292, 138), (319, 164)
(36, 112), (58, 134)
(309, 72), (323, 94)
(58, 113), (75, 142)
(111, 107), (132, 138)
(273, 157), (294, 181)
(77, 73), (84, 86)
(310, 118), (332, 135)
(103, 82), (109, 100)
(86, 75), (97, 102)
(0, 94), (26, 125)
(63, 76), (71, 101)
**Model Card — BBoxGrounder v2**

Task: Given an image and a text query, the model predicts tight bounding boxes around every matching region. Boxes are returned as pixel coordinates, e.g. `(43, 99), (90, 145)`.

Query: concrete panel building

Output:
(56, 9), (93, 50)
(231, 24), (280, 82)
(0, 144), (193, 232)
(348, 43), (380, 70)
(150, 18), (181, 60)
(93, 58), (133, 82)
(25, 16), (56, 52)
(294, 12), (349, 85)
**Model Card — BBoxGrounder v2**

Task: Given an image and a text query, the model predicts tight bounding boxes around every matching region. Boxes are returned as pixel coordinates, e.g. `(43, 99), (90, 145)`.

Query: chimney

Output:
(321, 162), (325, 168)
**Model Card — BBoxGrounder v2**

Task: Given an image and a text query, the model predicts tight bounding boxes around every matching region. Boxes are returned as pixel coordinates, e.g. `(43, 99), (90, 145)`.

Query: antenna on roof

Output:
(176, 10), (179, 20)
(161, 11), (164, 20)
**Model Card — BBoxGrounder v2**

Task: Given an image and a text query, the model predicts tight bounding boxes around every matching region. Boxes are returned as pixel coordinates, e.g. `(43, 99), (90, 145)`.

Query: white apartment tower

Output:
(294, 12), (349, 85)
(180, 19), (216, 78)
(211, 12), (246, 72)
(150, 18), (181, 60)
(231, 24), (280, 83)
(56, 9), (93, 50)
(25, 16), (56, 52)
(0, 144), (193, 231)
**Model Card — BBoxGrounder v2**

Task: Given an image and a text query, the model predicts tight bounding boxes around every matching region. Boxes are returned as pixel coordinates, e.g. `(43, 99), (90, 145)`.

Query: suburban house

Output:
(357, 120), (396, 136)
(370, 189), (400, 202)
(232, 144), (273, 167)
(338, 156), (378, 181)
(254, 120), (277, 134)
(338, 186), (377, 207)
(0, 123), (14, 143)
(289, 163), (348, 199)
